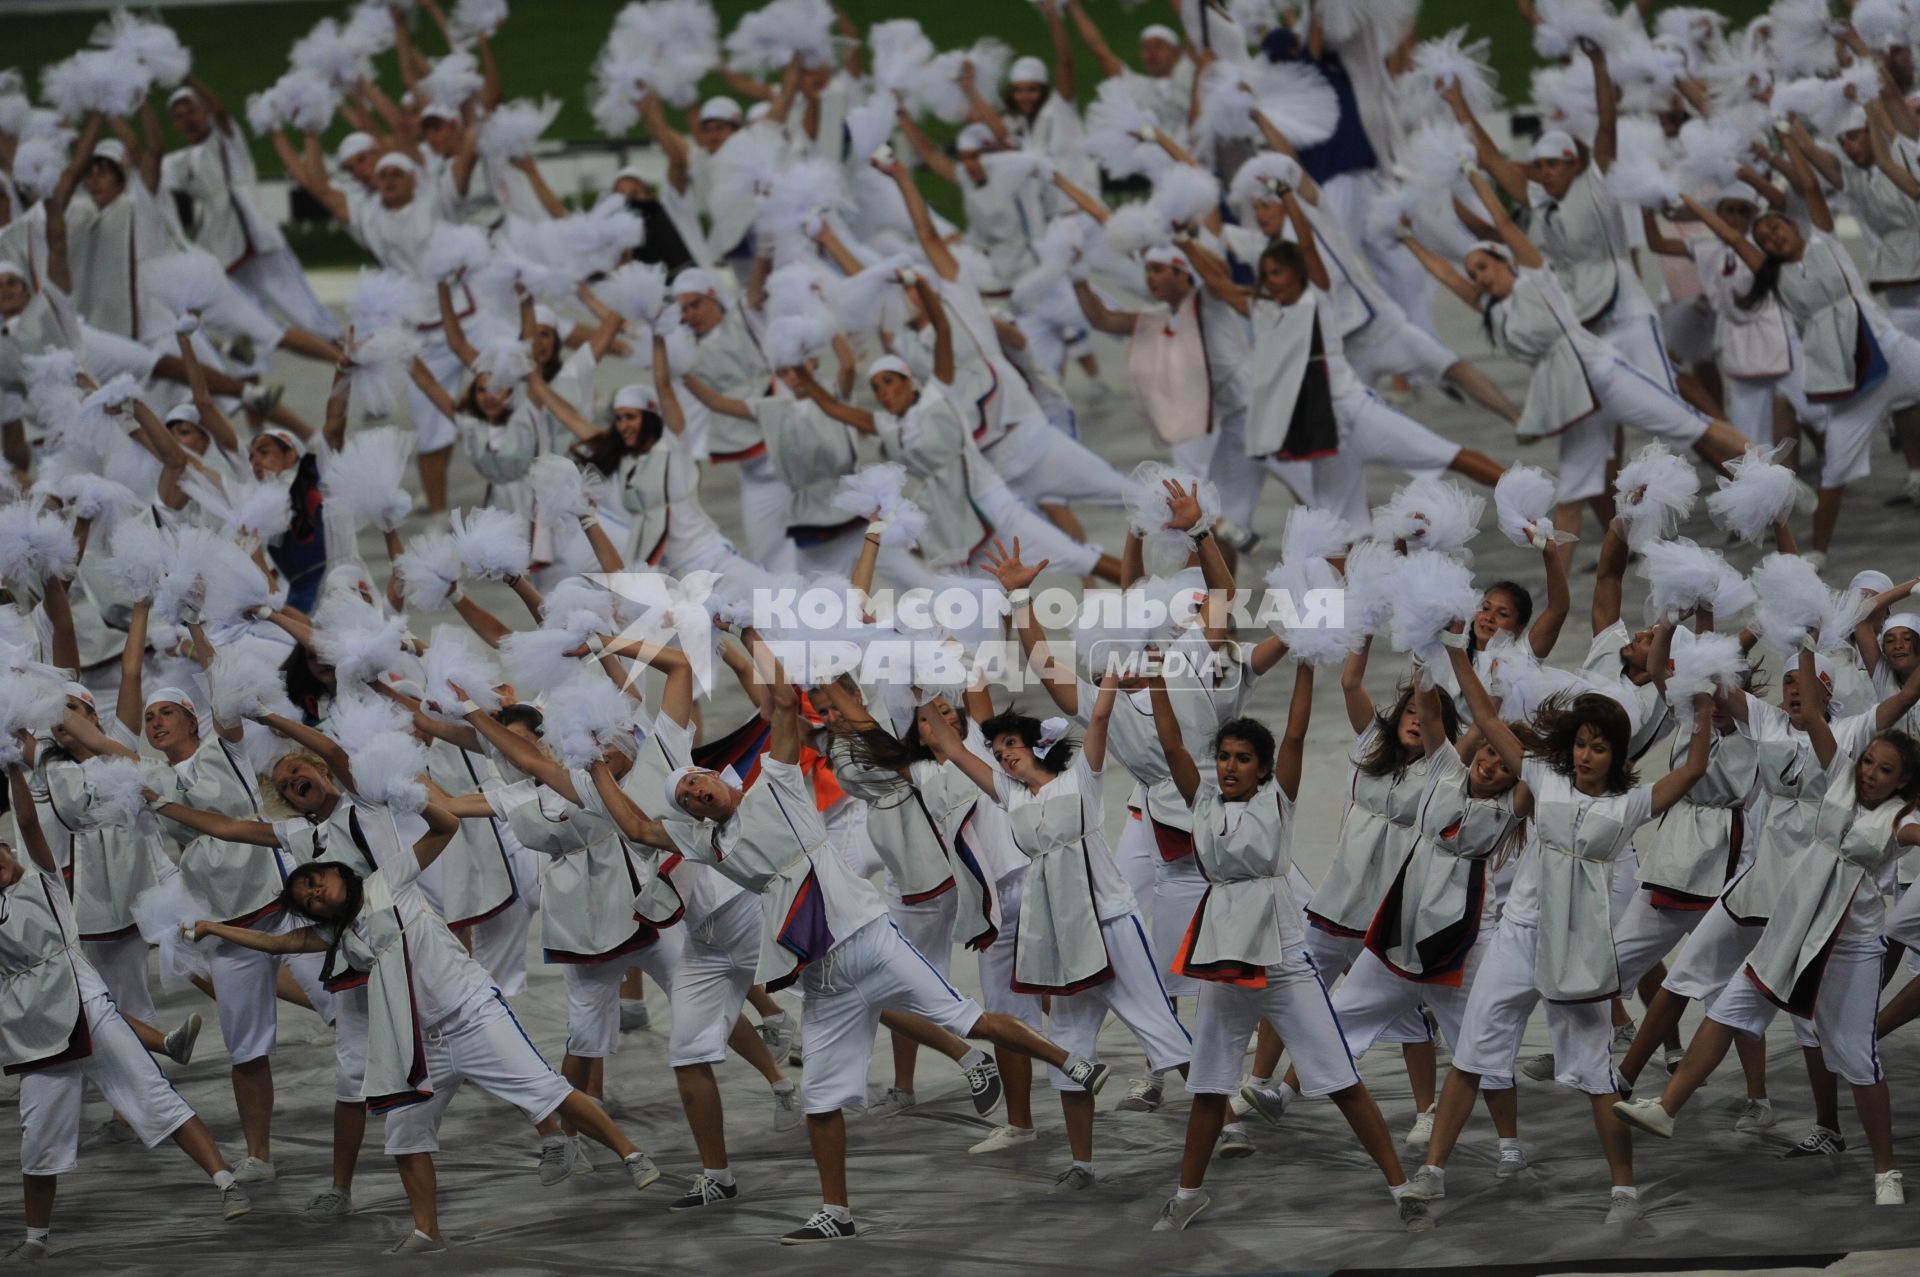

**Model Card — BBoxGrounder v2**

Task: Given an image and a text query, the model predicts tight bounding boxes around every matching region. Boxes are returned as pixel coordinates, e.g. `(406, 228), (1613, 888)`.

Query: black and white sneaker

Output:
(1062, 1056), (1111, 1095)
(1784, 1125), (1847, 1158)
(669, 1174), (739, 1211)
(779, 1209), (856, 1244)
(964, 1056), (1003, 1116)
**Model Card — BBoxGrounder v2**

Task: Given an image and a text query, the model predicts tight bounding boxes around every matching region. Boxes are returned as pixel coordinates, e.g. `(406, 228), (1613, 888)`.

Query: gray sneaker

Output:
(537, 1139), (571, 1186)
(1237, 1081), (1292, 1126)
(756, 1017), (796, 1064)
(3, 1238), (51, 1264)
(1495, 1145), (1529, 1178)
(1399, 1196), (1434, 1233)
(305, 1185), (353, 1217)
(1216, 1125), (1255, 1159)
(232, 1156), (276, 1184)
(95, 1117), (137, 1144)
(1052, 1165), (1097, 1192)
(772, 1085), (802, 1133)
(388, 1232), (448, 1254)
(1520, 1053), (1557, 1082)
(1611, 1022), (1638, 1049)
(164, 1013), (203, 1065)
(866, 1087), (915, 1120)
(1117, 1077), (1164, 1112)
(618, 1000), (651, 1032)
(1152, 1191), (1210, 1232)
(625, 1152), (661, 1191)
(221, 1183), (252, 1222)
(1402, 1165), (1446, 1201)
(1604, 1191), (1646, 1227)
(1733, 1099), (1776, 1134)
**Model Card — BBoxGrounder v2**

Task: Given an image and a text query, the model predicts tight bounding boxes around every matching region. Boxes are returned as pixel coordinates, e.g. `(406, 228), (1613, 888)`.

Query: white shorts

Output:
(887, 890), (958, 981)
(1115, 815), (1157, 937)
(82, 933), (155, 1027)
(464, 892), (536, 999)
(1886, 878), (1920, 952)
(1304, 925), (1430, 1045)
(1811, 325), (1920, 488)
(1152, 853), (1206, 1001)
(968, 475), (1102, 578)
(209, 936), (282, 1064)
(985, 421), (1134, 508)
(383, 991), (574, 1155)
(561, 930), (683, 1060)
(333, 986), (370, 1105)
(1331, 938), (1512, 1089)
(1611, 890), (1702, 994)
(1552, 355), (1710, 504)
(1596, 311), (1677, 386)
(1721, 370), (1805, 446)
(1046, 913), (1193, 1090)
(977, 872), (1042, 1028)
(1188, 945), (1361, 1098)
(1337, 384), (1465, 477)
(1342, 314), (1459, 387)
(407, 339), (464, 453)
(1708, 934), (1886, 1087)
(798, 919), (982, 1114)
(1661, 899), (1762, 1002)
(230, 246), (343, 340)
(1449, 921), (1618, 1094)
(668, 893), (761, 1068)
(18, 993), (195, 1175)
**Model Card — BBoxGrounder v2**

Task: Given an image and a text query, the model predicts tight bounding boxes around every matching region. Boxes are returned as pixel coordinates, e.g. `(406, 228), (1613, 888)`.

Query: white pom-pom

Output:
(1122, 460), (1219, 541)
(594, 260), (670, 323)
(1613, 444), (1700, 548)
(396, 530), (465, 613)
(1279, 506), (1353, 563)
(1639, 538), (1737, 618)
(1767, 0), (1844, 78)
(451, 508), (530, 581)
(80, 755), (159, 828)
(209, 646), (297, 725)
(1388, 549), (1481, 670)
(1103, 202), (1175, 258)
(0, 503), (79, 588)
(1749, 551), (1834, 657)
(1243, 58), (1341, 148)
(421, 225), (491, 282)
(478, 96), (558, 160)
(9, 136), (71, 202)
(42, 474), (137, 524)
(1264, 553), (1356, 666)
(180, 470), (294, 541)
(871, 18), (935, 92)
(499, 625), (591, 696)
(539, 671), (644, 768)
(1665, 629), (1748, 705)
(912, 39), (1011, 125)
(831, 464), (927, 547)
(1770, 75), (1851, 136)
(344, 328), (423, 421)
(1084, 80), (1169, 181)
(0, 666), (71, 767)
(1150, 165), (1222, 230)
(422, 625), (504, 718)
(1403, 27), (1502, 121)
(723, 0), (837, 75)
(320, 426), (414, 533)
(449, 0), (510, 43)
(328, 693), (411, 753)
(132, 876), (212, 989)
(103, 521), (177, 603)
(1603, 149), (1679, 209)
(821, 255), (914, 337)
(312, 593), (411, 687)
(350, 269), (427, 331)
(145, 252), (231, 316)
(1494, 463), (1570, 549)
(420, 50), (485, 109)
(1375, 476), (1485, 554)
(472, 335), (535, 392)
(1340, 538), (1403, 634)
(530, 455), (597, 522)
(1532, 0), (1631, 60)
(90, 11), (191, 87)
(350, 731), (431, 812)
(1705, 443), (1798, 544)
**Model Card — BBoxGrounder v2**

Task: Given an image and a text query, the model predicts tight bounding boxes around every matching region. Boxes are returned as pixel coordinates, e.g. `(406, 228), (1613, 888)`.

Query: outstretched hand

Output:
(981, 538), (1049, 592)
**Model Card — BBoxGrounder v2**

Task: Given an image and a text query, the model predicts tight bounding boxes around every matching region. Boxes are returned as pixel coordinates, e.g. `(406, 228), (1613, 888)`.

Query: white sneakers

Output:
(1732, 1098), (1776, 1133)
(163, 1013), (202, 1065)
(231, 1156), (276, 1184)
(969, 1124), (1037, 1155)
(1495, 1144), (1529, 1178)
(1876, 1170), (1906, 1206)
(865, 1087), (916, 1120)
(772, 1085), (802, 1133)
(1401, 1166), (1446, 1201)
(1604, 1190), (1645, 1227)
(1405, 1107), (1436, 1149)
(1611, 1097), (1675, 1138)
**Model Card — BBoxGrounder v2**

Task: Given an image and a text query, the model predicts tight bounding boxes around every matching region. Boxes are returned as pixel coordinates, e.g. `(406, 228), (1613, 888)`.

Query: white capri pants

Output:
(1342, 313), (1460, 388)
(1329, 938), (1513, 1091)
(231, 246), (344, 340)
(668, 892), (763, 1069)
(977, 871), (1043, 1029)
(1707, 933), (1886, 1087)
(82, 933), (156, 1028)
(561, 928), (684, 1060)
(383, 991), (574, 1155)
(1153, 853), (1206, 1001)
(463, 892), (536, 1000)
(731, 453), (798, 571)
(408, 338), (465, 454)
(985, 420), (1135, 509)
(1046, 913), (1193, 1091)
(1188, 945), (1361, 1098)
(798, 919), (982, 1115)
(1816, 328), (1920, 489)
(1610, 890), (1704, 995)
(1115, 814), (1157, 938)
(18, 993), (197, 1175)
(1721, 368), (1808, 447)
(1553, 354), (1710, 504)
(1304, 925), (1431, 1046)
(1448, 921), (1619, 1094)
(333, 986), (370, 1105)
(968, 477), (1103, 578)
(1597, 311), (1677, 386)
(887, 888), (959, 981)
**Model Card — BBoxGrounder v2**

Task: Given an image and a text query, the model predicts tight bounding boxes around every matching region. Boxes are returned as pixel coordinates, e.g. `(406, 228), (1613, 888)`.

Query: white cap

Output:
(746, 102), (772, 123)
(92, 139), (128, 169)
(611, 166), (649, 188)
(699, 97), (743, 124)
(63, 682), (95, 707)
(1010, 56), (1049, 86)
(255, 427), (306, 458)
(1141, 23), (1181, 46)
(374, 152), (417, 175)
(165, 402), (202, 426)
(337, 131), (377, 162)
(956, 123), (995, 153)
(421, 104), (459, 124)
(144, 686), (197, 714)
(0, 261), (27, 283)
(867, 354), (913, 382)
(1529, 130), (1578, 161)
(1851, 569), (1895, 595)
(613, 384), (658, 412)
(674, 267), (724, 303)
(1716, 180), (1760, 206)
(663, 765), (714, 818)
(1840, 105), (1870, 135)
(1882, 612), (1920, 640)
(1144, 245), (1189, 270)
(167, 86), (198, 109)
(1466, 239), (1515, 266)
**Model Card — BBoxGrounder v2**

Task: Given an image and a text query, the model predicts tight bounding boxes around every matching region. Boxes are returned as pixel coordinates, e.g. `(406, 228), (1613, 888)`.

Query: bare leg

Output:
(1620, 987), (1690, 1086)
(1483, 1086), (1519, 1138)
(393, 1152), (440, 1239)
(1656, 1017), (1738, 1116)
(726, 1015), (785, 1084)
(1773, 396), (1801, 471)
(1059, 1090), (1095, 1162)
(1897, 405), (1920, 474)
(557, 1090), (639, 1159)
(675, 1064), (729, 1170)
(620, 969), (645, 1000)
(1590, 1092), (1634, 1188)
(22, 1175), (54, 1231)
(1250, 1019), (1284, 1079)
(331, 1101), (365, 1192)
(877, 1010), (967, 1062)
(1734, 1031), (1769, 1098)
(1804, 1047), (1841, 1132)
(965, 1011), (1073, 1068)
(120, 1014), (168, 1054)
(1635, 965), (1680, 1050)
(806, 1111), (850, 1207)
(418, 445), (453, 515)
(999, 1045), (1034, 1129)
(1852, 1081), (1898, 1174)
(232, 1057), (274, 1162)
(889, 1031), (921, 1094)
(1329, 1084), (1408, 1185)
(1443, 359), (1520, 423)
(1812, 486), (1845, 554)
(1177, 1093), (1229, 1190)
(1423, 1067), (1482, 1169)
(1402, 1039), (1437, 1113)
(169, 1115), (231, 1177)
(274, 966), (315, 1011)
(1877, 974), (1920, 1036)
(558, 1054), (594, 1136)
(748, 986), (783, 1018)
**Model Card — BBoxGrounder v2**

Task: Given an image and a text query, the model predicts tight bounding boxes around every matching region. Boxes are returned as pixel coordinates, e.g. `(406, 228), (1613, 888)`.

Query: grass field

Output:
(1, 0), (1776, 263)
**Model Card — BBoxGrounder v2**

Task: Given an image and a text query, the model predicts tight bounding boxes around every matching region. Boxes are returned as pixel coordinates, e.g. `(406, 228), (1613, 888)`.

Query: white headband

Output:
(1841, 106), (1871, 135)
(145, 686), (196, 714)
(1716, 180), (1760, 207)
(663, 765), (713, 819)
(1010, 56), (1049, 86)
(421, 104), (459, 124)
(956, 123), (995, 153)
(674, 268), (723, 303)
(1882, 612), (1920, 641)
(375, 153), (417, 175)
(0, 262), (27, 283)
(613, 384), (657, 412)
(167, 87), (197, 109)
(1143, 245), (1189, 270)
(699, 97), (743, 124)
(256, 427), (306, 458)
(337, 132), (377, 162)
(1529, 130), (1577, 161)
(1141, 24), (1180, 46)
(1466, 239), (1514, 267)
(867, 354), (913, 382)
(165, 402), (201, 426)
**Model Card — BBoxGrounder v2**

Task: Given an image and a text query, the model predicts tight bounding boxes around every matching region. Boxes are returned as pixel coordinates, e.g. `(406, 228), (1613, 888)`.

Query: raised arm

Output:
(1280, 187), (1330, 292)
(1865, 102), (1920, 199)
(1445, 640), (1527, 776)
(1779, 129), (1837, 232)
(893, 108), (958, 185)
(1400, 224), (1483, 309)
(1468, 170), (1544, 268)
(1591, 518), (1627, 633)
(790, 365), (877, 433)
(154, 800), (280, 848)
(1042, 0), (1076, 103)
(587, 759), (679, 850)
(880, 156), (961, 282)
(1529, 541), (1572, 659)
(1677, 194), (1766, 273)
(742, 626), (801, 765)
(191, 919), (328, 954)
(114, 600), (150, 734)
(1064, 0), (1128, 78)
(916, 696), (999, 798)
(1181, 238), (1251, 316)
(407, 354), (461, 420)
(461, 702), (580, 802)
(258, 712), (355, 790)
(1339, 637), (1375, 733)
(1440, 79), (1528, 202)
(1640, 208), (1692, 258)
(1649, 696), (1714, 817)
(1587, 43), (1616, 174)
(1083, 669), (1116, 773)
(1275, 663), (1312, 801)
(1146, 674), (1201, 806)
(1071, 279), (1138, 336)
(979, 538), (1077, 715)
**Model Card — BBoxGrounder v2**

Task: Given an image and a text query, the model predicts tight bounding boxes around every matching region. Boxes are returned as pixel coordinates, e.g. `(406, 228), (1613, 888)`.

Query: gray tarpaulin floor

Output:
(8, 264), (1920, 1274)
